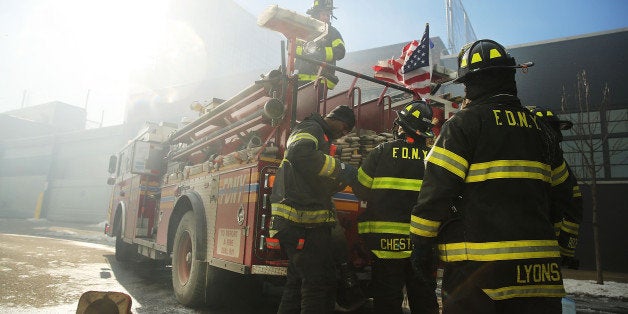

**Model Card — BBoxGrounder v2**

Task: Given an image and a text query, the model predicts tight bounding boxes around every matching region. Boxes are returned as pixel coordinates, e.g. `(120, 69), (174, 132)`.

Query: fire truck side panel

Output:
(124, 175), (141, 240)
(241, 167), (263, 268)
(213, 167), (253, 266)
(155, 183), (177, 245)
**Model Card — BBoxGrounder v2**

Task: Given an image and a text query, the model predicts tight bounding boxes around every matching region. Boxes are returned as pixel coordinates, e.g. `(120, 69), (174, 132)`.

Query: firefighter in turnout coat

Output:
(270, 105), (357, 313)
(352, 100), (439, 314)
(527, 106), (583, 270)
(409, 39), (573, 313)
(296, 0), (346, 92)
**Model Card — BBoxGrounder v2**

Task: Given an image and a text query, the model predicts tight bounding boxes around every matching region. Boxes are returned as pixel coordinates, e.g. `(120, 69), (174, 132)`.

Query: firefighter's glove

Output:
(411, 243), (438, 291)
(337, 162), (358, 187)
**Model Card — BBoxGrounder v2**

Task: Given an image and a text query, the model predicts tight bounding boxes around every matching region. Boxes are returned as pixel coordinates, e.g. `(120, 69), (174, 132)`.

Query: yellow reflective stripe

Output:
(318, 154), (337, 177)
(560, 220), (579, 235)
(271, 203), (335, 224)
(357, 167), (373, 188)
(551, 161), (569, 186)
(297, 74), (336, 89)
(482, 285), (565, 300)
(471, 52), (482, 64)
(332, 38), (344, 48)
(489, 48), (502, 59)
(371, 177), (422, 191)
(426, 146), (468, 180)
(358, 221), (410, 235)
(554, 222), (561, 237)
(466, 160), (551, 183)
(296, 45), (303, 55)
(325, 47), (333, 62)
(438, 240), (560, 262)
(287, 132), (318, 149)
(573, 185), (582, 197)
(560, 245), (576, 257)
(372, 250), (412, 259)
(410, 215), (440, 238)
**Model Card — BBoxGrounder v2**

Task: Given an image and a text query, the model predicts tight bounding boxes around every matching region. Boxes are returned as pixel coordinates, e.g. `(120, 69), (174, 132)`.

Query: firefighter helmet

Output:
(307, 0), (335, 16)
(454, 39), (517, 84)
(395, 100), (434, 138)
(526, 106), (573, 130)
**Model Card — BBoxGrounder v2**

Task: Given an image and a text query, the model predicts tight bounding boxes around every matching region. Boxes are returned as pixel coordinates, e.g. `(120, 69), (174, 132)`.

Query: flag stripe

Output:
(404, 72), (431, 85)
(372, 24), (431, 98)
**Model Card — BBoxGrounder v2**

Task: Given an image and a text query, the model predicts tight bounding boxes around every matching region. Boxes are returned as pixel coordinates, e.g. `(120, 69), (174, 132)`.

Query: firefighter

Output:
(270, 105), (358, 313)
(352, 100), (439, 314)
(410, 39), (573, 313)
(296, 0), (345, 96)
(527, 106), (583, 269)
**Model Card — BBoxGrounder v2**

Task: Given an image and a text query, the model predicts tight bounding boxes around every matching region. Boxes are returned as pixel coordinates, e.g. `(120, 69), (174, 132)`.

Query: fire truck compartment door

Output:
(213, 168), (254, 264)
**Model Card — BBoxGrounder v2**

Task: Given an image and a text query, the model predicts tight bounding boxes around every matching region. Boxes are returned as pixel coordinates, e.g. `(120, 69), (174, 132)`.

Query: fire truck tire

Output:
(172, 211), (207, 307)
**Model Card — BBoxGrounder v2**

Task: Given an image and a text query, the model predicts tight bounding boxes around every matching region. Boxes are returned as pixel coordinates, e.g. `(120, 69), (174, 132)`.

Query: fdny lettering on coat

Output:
(380, 237), (412, 251)
(392, 147), (428, 160)
(218, 174), (248, 204)
(516, 262), (561, 283)
(493, 109), (541, 130)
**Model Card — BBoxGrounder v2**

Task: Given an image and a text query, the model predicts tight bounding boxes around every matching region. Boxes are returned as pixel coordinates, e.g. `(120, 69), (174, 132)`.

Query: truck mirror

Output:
(108, 155), (117, 174)
(107, 177), (116, 185)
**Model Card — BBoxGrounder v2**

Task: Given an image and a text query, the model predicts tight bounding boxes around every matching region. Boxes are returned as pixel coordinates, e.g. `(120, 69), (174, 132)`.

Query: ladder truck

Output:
(104, 5), (457, 307)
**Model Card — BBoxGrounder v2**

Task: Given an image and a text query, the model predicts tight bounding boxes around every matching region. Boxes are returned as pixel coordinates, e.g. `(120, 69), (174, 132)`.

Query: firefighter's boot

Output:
(335, 262), (366, 312)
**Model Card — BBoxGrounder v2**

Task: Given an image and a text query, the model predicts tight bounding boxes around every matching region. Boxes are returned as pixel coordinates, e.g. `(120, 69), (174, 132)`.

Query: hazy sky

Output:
(1, 0), (626, 127)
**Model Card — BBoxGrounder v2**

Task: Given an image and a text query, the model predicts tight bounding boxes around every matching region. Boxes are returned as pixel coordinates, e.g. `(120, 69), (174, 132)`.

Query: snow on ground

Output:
(564, 279), (628, 299)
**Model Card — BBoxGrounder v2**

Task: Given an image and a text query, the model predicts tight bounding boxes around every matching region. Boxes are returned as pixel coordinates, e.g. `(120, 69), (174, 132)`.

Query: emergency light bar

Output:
(257, 5), (328, 41)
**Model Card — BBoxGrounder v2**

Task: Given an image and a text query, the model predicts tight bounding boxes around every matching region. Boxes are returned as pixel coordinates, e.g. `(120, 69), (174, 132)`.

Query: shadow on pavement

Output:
(103, 254), (282, 313)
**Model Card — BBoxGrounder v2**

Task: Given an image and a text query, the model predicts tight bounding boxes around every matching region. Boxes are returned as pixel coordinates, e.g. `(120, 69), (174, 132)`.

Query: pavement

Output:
(2, 217), (627, 284)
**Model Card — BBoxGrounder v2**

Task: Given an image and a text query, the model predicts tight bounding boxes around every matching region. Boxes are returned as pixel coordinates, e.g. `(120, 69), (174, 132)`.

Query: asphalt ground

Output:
(1, 217), (627, 314)
(2, 218), (626, 284)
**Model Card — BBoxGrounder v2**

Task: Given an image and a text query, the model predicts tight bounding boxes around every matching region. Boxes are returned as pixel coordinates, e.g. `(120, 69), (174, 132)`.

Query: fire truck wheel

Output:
(172, 211), (207, 307)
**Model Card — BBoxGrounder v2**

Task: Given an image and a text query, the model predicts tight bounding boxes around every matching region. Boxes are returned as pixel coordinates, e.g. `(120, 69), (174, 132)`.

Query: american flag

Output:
(373, 24), (432, 98)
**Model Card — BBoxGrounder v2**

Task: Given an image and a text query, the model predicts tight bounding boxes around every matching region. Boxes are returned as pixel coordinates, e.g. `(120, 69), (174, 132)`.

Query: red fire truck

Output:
(105, 5), (457, 307)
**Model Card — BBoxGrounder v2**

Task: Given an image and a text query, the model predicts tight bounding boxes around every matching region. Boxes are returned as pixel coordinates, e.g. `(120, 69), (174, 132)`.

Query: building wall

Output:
(0, 125), (124, 223)
(0, 135), (54, 218)
(44, 126), (125, 223)
(3, 101), (86, 133)
(578, 183), (628, 272)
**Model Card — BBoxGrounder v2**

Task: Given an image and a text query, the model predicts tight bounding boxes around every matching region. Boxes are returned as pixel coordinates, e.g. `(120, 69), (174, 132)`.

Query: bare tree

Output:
(561, 70), (628, 285)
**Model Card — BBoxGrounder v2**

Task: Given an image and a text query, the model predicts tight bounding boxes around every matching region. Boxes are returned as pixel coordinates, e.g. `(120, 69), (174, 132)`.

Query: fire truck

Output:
(105, 6), (457, 307)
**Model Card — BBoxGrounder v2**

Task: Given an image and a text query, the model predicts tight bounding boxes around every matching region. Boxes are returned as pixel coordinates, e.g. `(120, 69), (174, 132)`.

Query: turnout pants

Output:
(372, 257), (439, 314)
(276, 225), (337, 314)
